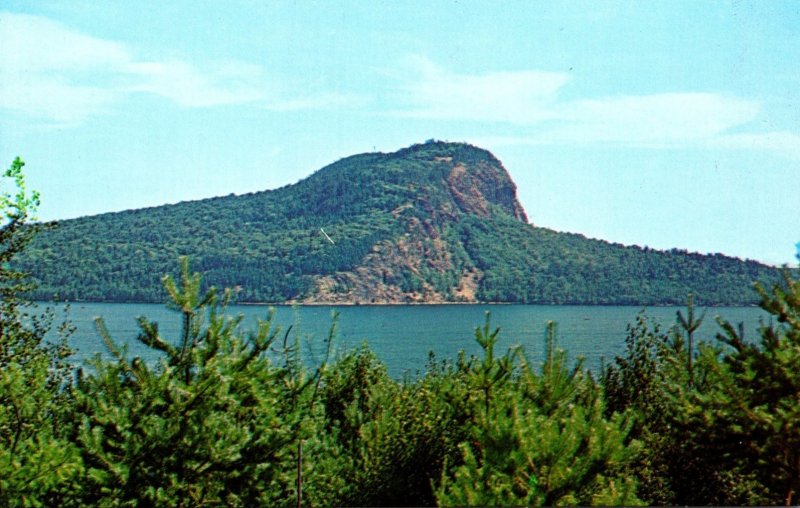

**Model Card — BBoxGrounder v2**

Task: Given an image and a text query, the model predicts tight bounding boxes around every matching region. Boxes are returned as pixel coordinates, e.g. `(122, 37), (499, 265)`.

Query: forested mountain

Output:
(17, 141), (780, 305)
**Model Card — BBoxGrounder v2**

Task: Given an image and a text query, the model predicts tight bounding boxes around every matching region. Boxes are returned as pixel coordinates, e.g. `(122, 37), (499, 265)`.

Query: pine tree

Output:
(601, 306), (741, 505)
(311, 345), (471, 507)
(0, 158), (80, 506)
(677, 269), (800, 505)
(71, 258), (308, 506)
(436, 319), (641, 506)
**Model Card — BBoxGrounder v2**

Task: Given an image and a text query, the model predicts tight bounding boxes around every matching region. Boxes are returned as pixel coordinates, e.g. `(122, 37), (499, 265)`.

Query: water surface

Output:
(46, 303), (769, 377)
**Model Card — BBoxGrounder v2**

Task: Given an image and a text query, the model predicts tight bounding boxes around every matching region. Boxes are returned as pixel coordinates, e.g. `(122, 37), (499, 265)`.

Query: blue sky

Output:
(1, 1), (798, 265)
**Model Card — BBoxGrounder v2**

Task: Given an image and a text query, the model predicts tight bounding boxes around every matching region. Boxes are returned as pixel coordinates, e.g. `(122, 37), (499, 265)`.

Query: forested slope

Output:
(16, 141), (780, 304)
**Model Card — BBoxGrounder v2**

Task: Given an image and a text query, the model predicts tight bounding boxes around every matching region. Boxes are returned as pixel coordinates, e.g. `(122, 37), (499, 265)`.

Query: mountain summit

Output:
(19, 141), (778, 305)
(288, 140), (527, 224)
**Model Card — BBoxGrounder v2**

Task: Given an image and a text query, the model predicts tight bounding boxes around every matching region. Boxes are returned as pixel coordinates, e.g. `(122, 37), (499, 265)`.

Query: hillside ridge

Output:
(16, 141), (780, 305)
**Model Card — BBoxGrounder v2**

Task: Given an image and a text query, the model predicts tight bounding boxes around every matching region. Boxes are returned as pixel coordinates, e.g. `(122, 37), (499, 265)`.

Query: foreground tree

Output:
(675, 268), (800, 506)
(0, 158), (79, 506)
(436, 320), (641, 506)
(72, 258), (311, 506)
(602, 306), (759, 505)
(604, 270), (800, 506)
(314, 347), (471, 506)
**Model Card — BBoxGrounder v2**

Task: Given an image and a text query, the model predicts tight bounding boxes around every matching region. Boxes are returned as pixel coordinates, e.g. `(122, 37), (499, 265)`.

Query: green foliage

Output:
(1, 157), (40, 304)
(600, 307), (732, 505)
(602, 279), (800, 506)
(671, 270), (800, 505)
(4, 253), (800, 506)
(459, 214), (781, 305)
(315, 347), (470, 506)
(436, 319), (641, 506)
(0, 356), (82, 506)
(0, 158), (79, 507)
(71, 258), (311, 506)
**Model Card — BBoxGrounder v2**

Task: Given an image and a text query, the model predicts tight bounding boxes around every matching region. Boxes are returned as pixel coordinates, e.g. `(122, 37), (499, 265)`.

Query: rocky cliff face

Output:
(378, 141), (529, 221)
(445, 159), (528, 223)
(297, 141), (531, 304)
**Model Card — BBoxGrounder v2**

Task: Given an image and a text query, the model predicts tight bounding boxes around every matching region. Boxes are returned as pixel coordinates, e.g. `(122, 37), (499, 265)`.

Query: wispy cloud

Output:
(122, 61), (266, 107)
(1, 13), (130, 72)
(552, 93), (760, 145)
(0, 13), (128, 124)
(393, 55), (798, 159)
(0, 12), (355, 126)
(390, 55), (568, 124)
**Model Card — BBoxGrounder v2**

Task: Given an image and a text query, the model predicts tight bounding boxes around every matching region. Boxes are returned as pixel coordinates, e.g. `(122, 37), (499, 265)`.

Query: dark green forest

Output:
(15, 141), (781, 305)
(3, 156), (800, 506)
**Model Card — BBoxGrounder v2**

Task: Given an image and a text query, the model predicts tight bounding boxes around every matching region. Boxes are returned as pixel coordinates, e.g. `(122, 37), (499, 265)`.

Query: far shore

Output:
(35, 300), (760, 308)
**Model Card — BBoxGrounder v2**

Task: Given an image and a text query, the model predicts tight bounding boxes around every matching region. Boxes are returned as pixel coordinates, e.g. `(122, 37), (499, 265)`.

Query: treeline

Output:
(460, 214), (782, 305)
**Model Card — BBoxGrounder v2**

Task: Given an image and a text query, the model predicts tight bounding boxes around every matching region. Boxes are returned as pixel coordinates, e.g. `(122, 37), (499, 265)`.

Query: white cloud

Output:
(122, 61), (266, 107)
(0, 12), (349, 125)
(549, 93), (761, 145)
(392, 55), (569, 124)
(0, 13), (130, 72)
(392, 57), (800, 156)
(0, 13), (129, 124)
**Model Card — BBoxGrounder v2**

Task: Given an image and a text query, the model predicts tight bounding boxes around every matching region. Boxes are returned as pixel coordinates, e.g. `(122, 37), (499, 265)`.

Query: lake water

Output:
(42, 302), (771, 378)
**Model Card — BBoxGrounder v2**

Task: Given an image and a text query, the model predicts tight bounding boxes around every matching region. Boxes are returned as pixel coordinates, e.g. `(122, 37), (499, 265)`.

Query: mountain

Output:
(17, 141), (780, 305)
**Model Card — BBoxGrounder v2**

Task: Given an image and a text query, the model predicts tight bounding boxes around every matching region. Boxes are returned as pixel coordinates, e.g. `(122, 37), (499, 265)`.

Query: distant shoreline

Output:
(34, 299), (761, 308)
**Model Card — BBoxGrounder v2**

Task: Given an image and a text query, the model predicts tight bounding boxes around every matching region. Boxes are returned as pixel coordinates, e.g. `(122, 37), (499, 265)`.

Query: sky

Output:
(1, 1), (799, 265)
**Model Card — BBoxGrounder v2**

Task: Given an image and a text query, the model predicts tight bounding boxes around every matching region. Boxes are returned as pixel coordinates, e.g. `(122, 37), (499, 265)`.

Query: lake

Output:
(41, 302), (770, 378)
